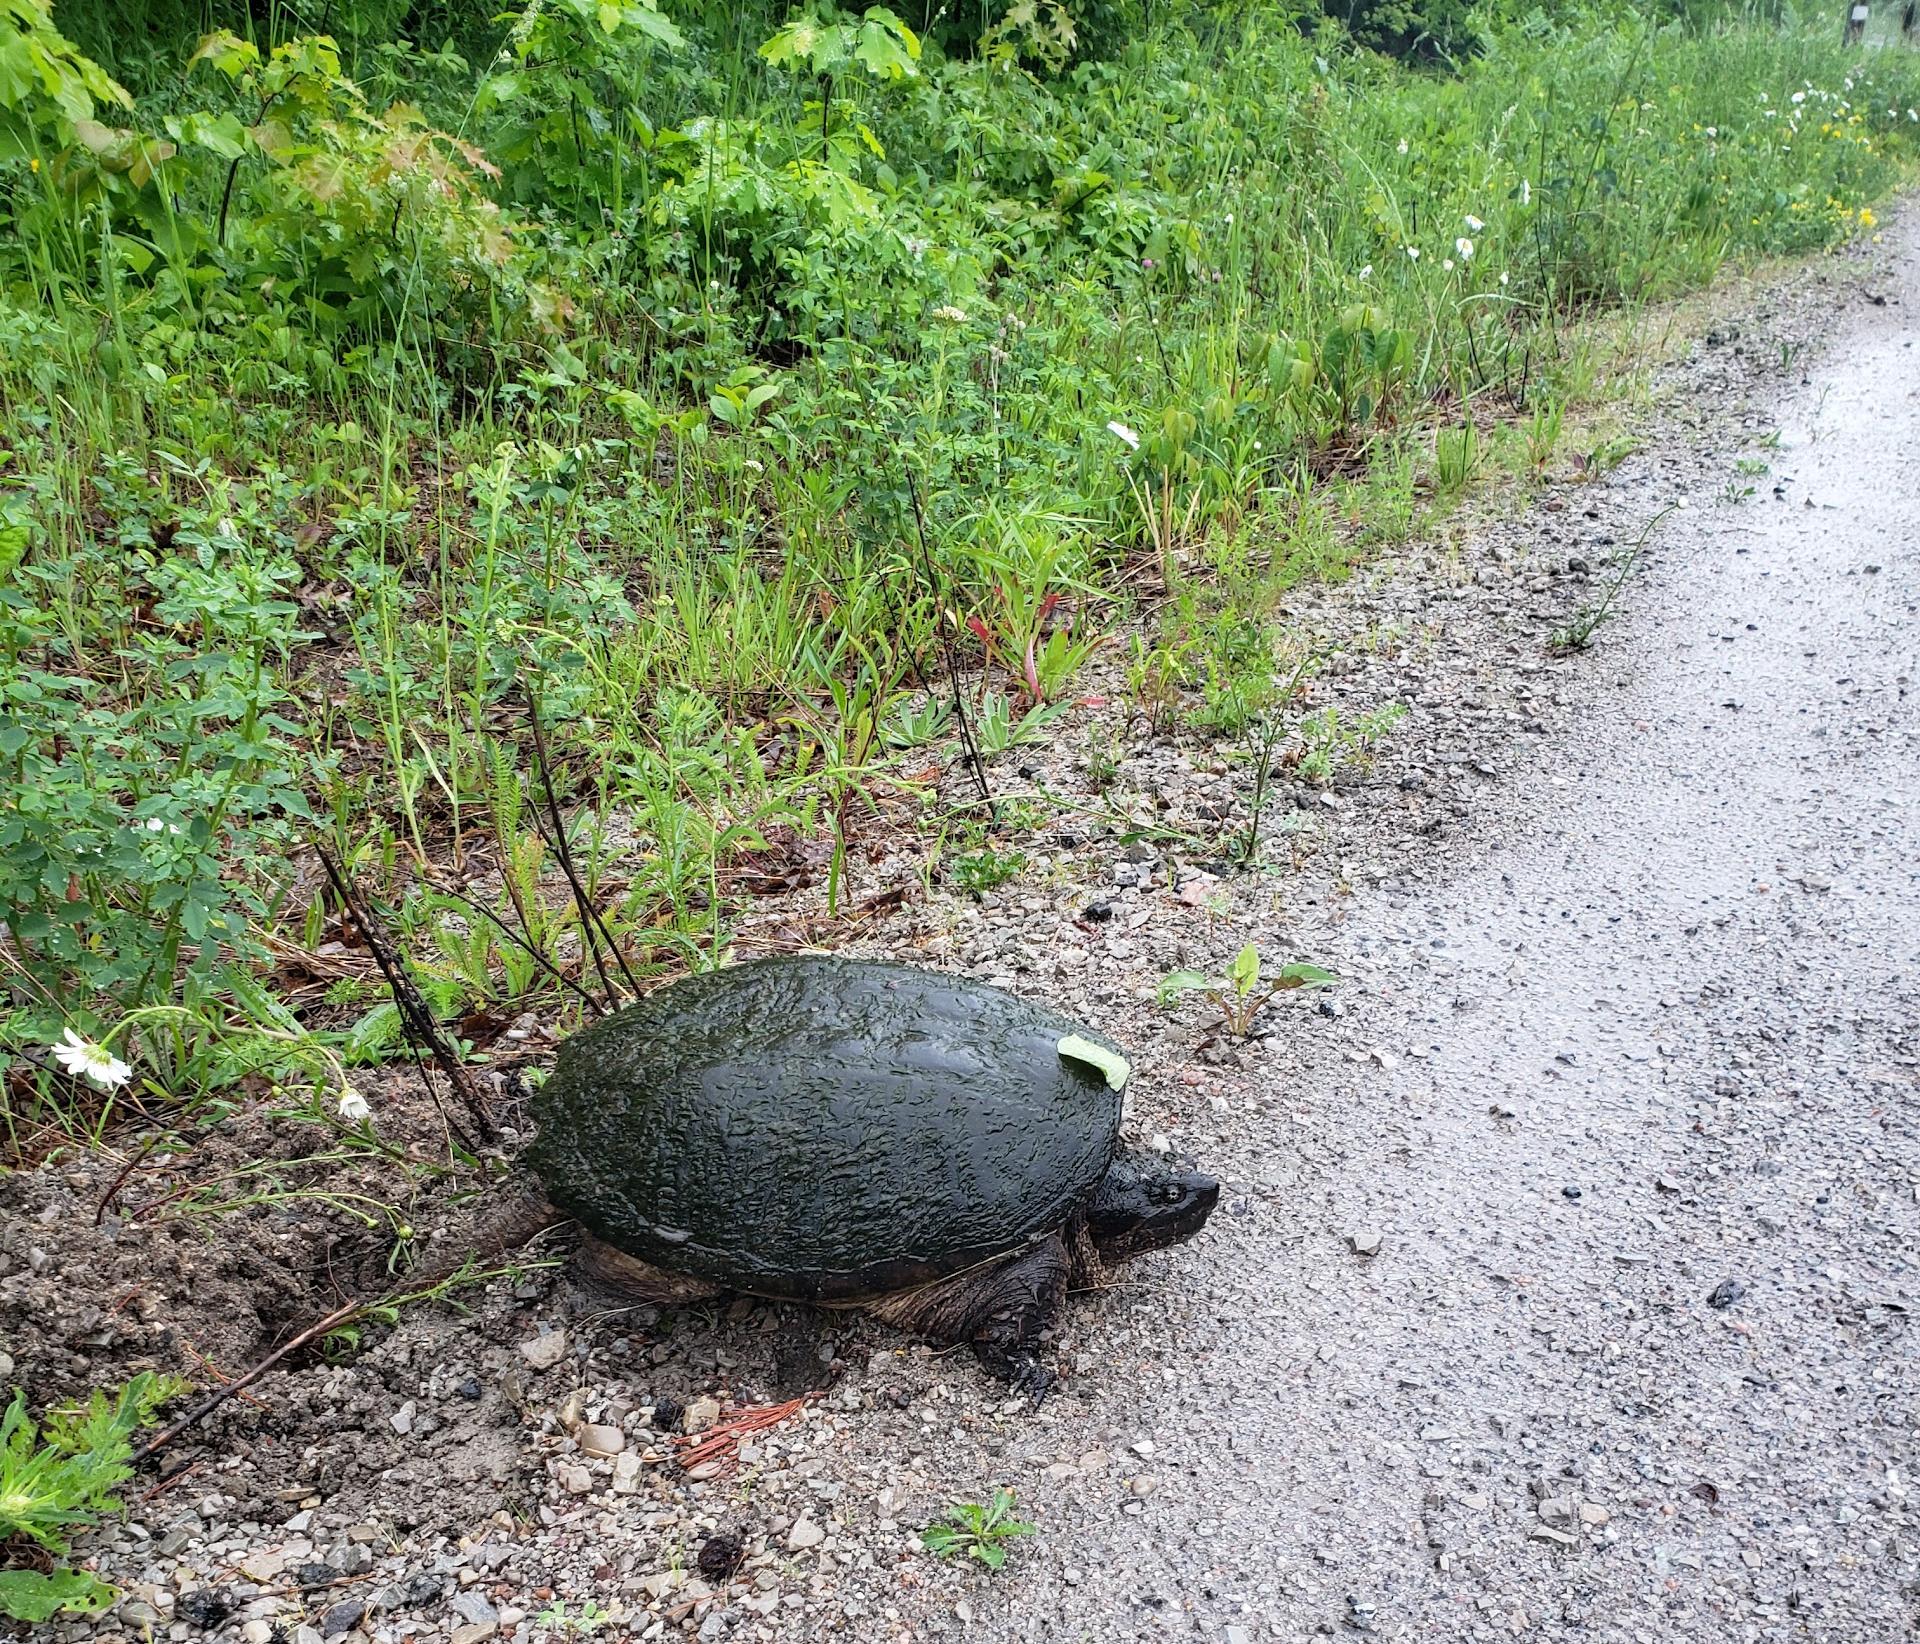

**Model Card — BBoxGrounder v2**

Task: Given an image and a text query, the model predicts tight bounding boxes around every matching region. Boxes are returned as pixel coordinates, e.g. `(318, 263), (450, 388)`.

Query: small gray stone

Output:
(1349, 1229), (1384, 1257)
(450, 1625), (498, 1644)
(450, 1591), (497, 1628)
(786, 1515), (826, 1551)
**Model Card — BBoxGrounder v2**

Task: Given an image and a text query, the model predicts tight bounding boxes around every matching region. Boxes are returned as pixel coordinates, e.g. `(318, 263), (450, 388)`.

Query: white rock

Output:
(552, 1461), (594, 1495)
(578, 1424), (625, 1458)
(786, 1515), (826, 1551)
(519, 1331), (569, 1370)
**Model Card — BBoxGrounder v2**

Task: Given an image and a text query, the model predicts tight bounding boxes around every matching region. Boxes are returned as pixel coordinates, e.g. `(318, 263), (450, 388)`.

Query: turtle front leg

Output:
(965, 1235), (1070, 1405)
(865, 1235), (1071, 1405)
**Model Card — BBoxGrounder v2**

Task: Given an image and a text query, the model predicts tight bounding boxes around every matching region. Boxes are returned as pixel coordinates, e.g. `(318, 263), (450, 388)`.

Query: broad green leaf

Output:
(1229, 943), (1260, 996)
(1276, 961), (1337, 990)
(1057, 1034), (1129, 1091)
(1155, 968), (1213, 1006)
(0, 1568), (116, 1622)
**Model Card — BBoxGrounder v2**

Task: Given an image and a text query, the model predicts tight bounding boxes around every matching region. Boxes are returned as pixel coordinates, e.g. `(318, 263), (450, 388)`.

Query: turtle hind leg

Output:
(868, 1235), (1070, 1406)
(577, 1234), (726, 1304)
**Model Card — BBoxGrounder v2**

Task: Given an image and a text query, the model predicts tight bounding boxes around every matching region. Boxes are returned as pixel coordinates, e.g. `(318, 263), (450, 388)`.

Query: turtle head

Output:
(1082, 1150), (1220, 1264)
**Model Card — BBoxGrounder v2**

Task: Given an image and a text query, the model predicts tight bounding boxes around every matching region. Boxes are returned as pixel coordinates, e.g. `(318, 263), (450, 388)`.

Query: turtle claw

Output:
(1008, 1355), (1053, 1409)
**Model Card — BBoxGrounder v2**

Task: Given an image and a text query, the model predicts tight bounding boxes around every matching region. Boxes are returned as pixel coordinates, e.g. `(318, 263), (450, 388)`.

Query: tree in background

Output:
(1319, 0), (1486, 61)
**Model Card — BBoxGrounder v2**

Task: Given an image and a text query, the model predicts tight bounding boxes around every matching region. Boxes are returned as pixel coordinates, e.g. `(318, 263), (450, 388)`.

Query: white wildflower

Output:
(1443, 259), (1455, 272)
(1358, 264), (1373, 279)
(1397, 138), (1409, 155)
(1464, 214), (1484, 232)
(1456, 237), (1474, 261)
(1792, 91), (1805, 104)
(52, 1029), (131, 1090)
(1406, 245), (1420, 261)
(338, 1090), (373, 1123)
(932, 305), (968, 324)
(1106, 420), (1140, 451)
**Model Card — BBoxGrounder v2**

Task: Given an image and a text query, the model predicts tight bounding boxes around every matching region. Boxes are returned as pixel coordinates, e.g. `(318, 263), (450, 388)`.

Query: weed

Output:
(0, 1373), (186, 1622)
(1159, 944), (1337, 1038)
(1295, 704), (1408, 788)
(535, 1601), (611, 1635)
(1552, 508), (1671, 653)
(950, 844), (1027, 896)
(920, 1487), (1035, 1570)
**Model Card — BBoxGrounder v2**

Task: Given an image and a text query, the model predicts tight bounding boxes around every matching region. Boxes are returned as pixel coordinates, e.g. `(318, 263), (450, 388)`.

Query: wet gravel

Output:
(17, 210), (1918, 1644)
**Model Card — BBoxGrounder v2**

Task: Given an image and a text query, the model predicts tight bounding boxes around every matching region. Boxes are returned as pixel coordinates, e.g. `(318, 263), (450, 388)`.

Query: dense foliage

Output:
(1, 0), (1916, 1130)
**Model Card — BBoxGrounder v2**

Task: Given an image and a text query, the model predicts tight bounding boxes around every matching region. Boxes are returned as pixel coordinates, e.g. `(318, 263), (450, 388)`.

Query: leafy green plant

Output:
(536, 1599), (612, 1635)
(1294, 703), (1407, 786)
(0, 1373), (186, 1622)
(975, 691), (1065, 757)
(950, 842), (1026, 896)
(920, 1487), (1034, 1570)
(1159, 944), (1336, 1037)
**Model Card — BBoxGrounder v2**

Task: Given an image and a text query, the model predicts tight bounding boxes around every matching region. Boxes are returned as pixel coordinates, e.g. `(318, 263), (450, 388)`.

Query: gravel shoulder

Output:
(13, 208), (1918, 1644)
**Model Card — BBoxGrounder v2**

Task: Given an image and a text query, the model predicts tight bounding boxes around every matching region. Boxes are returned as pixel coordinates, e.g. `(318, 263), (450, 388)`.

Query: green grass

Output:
(1, 0), (1917, 1131)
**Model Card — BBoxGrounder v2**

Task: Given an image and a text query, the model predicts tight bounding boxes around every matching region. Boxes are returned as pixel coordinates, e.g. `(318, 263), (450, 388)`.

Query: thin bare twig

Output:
(130, 1299), (363, 1466)
(901, 460), (991, 806)
(317, 846), (494, 1144)
(525, 686), (642, 1005)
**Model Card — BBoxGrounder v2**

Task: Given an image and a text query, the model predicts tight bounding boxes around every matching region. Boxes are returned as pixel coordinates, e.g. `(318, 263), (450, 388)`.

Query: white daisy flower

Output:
(338, 1090), (373, 1123)
(1106, 421), (1140, 451)
(52, 1029), (132, 1090)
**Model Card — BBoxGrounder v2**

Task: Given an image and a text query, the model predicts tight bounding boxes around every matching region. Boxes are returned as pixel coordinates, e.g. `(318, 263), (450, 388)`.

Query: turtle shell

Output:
(528, 956), (1128, 1301)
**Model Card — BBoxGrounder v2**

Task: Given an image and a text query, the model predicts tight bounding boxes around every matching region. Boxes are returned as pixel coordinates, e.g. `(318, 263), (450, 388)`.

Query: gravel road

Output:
(986, 230), (1920, 1638)
(22, 215), (1917, 1644)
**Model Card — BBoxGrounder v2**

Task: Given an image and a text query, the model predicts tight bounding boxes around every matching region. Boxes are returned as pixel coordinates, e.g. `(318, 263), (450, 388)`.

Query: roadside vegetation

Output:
(7, 0), (1913, 1128)
(3, 0), (1918, 1615)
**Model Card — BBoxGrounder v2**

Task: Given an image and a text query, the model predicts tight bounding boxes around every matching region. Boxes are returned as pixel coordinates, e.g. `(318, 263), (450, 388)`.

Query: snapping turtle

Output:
(524, 956), (1218, 1396)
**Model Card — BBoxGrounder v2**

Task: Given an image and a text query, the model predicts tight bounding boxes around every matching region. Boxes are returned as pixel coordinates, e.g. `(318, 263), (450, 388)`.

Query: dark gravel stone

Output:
(1707, 1278), (1746, 1310)
(651, 1394), (685, 1434)
(321, 1599), (367, 1637)
(175, 1590), (234, 1631)
(698, 1531), (746, 1581)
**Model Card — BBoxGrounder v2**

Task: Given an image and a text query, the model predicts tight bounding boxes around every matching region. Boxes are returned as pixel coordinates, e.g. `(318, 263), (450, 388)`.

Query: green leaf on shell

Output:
(1057, 1034), (1129, 1090)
